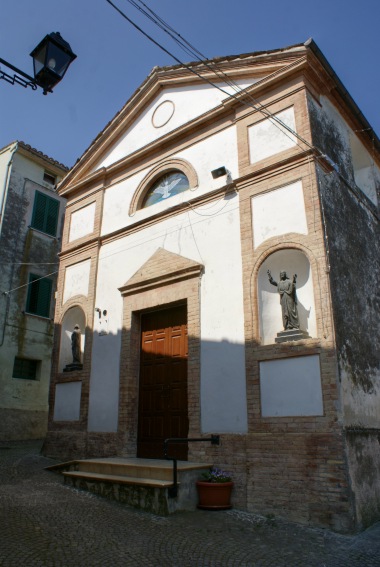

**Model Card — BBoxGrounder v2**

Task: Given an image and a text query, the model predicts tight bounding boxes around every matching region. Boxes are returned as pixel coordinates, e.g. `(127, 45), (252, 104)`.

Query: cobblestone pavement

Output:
(1, 441), (380, 567)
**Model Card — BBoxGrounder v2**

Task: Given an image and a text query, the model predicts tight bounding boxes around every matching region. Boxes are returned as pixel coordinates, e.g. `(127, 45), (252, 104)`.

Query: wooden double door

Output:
(137, 305), (189, 460)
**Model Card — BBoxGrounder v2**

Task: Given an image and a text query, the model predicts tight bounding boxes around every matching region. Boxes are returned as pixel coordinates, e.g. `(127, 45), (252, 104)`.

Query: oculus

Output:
(152, 100), (175, 128)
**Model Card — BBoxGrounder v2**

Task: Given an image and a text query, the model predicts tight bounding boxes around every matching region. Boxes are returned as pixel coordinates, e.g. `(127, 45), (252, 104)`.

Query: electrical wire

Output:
(4, 270), (59, 295)
(1, 166), (320, 295)
(127, 0), (305, 147)
(107, 0), (379, 219)
(6, 3), (377, 292)
(106, 0), (316, 156)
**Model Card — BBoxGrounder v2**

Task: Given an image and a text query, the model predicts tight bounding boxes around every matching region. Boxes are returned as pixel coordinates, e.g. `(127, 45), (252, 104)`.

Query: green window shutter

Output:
(26, 274), (52, 318)
(31, 191), (59, 236)
(31, 192), (47, 232)
(45, 197), (59, 236)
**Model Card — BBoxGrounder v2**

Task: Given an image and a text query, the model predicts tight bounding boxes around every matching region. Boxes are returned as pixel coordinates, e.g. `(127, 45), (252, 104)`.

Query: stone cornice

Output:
(59, 56), (310, 195)
(59, 238), (100, 260)
(119, 265), (203, 297)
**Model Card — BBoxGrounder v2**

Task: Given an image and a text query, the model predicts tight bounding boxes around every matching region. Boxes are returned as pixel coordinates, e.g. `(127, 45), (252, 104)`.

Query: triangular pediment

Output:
(119, 248), (203, 296)
(59, 42), (311, 194)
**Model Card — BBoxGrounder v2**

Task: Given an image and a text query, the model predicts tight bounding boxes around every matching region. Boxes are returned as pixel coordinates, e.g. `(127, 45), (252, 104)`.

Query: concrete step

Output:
(73, 457), (208, 481)
(62, 470), (175, 488)
(49, 457), (211, 515)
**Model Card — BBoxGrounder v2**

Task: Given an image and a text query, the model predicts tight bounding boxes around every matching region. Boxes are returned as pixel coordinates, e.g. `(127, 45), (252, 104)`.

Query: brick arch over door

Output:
(118, 247), (203, 458)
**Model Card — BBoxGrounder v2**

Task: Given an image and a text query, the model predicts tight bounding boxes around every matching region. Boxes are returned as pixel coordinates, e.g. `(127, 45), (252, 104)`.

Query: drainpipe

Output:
(0, 143), (18, 346)
(0, 142), (18, 239)
(0, 293), (11, 347)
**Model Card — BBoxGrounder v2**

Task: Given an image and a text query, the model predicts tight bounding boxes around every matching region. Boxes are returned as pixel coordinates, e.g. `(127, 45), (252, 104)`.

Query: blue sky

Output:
(0, 0), (378, 168)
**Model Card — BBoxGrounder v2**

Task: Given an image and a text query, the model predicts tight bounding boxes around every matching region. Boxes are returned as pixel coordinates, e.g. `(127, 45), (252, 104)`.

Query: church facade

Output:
(43, 40), (380, 532)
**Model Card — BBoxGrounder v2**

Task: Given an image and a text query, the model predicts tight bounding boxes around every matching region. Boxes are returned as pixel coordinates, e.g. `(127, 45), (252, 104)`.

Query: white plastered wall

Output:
(252, 180), (308, 249)
(95, 79), (258, 171)
(69, 202), (96, 242)
(88, 192), (247, 433)
(89, 121), (247, 433)
(248, 106), (297, 164)
(53, 382), (82, 421)
(63, 260), (91, 304)
(101, 125), (239, 237)
(260, 355), (323, 417)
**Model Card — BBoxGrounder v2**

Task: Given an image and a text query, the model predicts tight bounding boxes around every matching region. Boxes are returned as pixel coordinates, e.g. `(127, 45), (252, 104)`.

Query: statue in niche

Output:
(71, 325), (81, 363)
(267, 270), (300, 331)
(64, 324), (83, 372)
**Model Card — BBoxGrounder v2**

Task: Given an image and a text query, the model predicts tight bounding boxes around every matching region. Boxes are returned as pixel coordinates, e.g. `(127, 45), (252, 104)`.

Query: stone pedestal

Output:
(63, 363), (83, 372)
(275, 329), (310, 343)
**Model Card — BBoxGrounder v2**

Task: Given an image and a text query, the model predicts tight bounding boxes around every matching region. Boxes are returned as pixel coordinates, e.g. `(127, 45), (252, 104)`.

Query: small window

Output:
(31, 190), (59, 236)
(13, 357), (38, 380)
(26, 274), (52, 318)
(142, 170), (189, 209)
(43, 171), (56, 186)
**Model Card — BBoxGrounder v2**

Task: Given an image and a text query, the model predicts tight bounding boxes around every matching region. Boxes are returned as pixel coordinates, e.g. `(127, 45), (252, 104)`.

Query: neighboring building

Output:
(43, 40), (379, 532)
(0, 142), (67, 440)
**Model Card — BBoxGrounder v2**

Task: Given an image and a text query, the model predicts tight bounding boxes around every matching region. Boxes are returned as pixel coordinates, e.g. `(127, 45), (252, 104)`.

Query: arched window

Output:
(129, 158), (198, 216)
(141, 170), (190, 209)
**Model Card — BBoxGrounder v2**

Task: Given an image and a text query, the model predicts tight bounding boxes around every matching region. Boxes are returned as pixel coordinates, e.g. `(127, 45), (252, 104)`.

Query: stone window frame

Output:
(129, 158), (198, 216)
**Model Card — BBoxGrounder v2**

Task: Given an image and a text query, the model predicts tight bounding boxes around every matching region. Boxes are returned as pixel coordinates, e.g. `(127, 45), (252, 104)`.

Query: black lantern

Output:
(30, 32), (77, 94)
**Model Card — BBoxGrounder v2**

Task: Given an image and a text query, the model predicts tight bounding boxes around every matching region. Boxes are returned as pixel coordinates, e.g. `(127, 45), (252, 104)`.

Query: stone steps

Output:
(62, 470), (174, 488)
(48, 457), (211, 515)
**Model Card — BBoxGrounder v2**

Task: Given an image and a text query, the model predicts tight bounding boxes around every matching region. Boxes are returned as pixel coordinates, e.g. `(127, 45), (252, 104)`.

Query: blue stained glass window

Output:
(142, 171), (189, 208)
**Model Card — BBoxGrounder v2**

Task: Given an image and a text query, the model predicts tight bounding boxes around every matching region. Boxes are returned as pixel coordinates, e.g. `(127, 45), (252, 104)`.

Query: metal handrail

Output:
(163, 435), (220, 498)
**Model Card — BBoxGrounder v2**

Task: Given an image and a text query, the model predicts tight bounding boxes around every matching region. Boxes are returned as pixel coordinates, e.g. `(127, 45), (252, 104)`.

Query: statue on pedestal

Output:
(71, 325), (81, 364)
(63, 324), (83, 372)
(267, 270), (300, 330)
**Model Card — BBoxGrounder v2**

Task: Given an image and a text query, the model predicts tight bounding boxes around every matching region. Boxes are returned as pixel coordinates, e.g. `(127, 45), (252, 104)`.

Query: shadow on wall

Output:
(47, 312), (380, 532)
(52, 324), (249, 437)
(51, 315), (326, 441)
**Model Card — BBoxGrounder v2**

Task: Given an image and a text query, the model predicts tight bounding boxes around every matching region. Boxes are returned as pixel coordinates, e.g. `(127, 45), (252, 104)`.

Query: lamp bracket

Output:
(0, 58), (37, 91)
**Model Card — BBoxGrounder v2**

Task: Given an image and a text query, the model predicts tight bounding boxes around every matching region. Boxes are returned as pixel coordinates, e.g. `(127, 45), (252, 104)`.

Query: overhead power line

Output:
(106, 0), (319, 156)
(106, 0), (376, 216)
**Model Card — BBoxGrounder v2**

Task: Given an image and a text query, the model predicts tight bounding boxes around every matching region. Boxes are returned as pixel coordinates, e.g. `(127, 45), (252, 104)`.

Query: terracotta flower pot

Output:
(196, 481), (234, 510)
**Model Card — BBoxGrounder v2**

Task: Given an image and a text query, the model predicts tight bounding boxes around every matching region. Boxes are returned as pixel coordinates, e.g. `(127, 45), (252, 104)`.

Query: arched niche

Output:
(258, 249), (317, 344)
(59, 306), (86, 372)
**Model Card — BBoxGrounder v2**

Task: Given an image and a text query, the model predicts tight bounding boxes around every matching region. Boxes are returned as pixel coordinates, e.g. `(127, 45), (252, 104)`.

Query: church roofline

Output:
(58, 39), (379, 193)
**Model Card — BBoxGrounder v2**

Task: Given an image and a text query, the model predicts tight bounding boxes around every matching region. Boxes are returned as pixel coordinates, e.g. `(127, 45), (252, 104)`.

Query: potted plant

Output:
(196, 467), (234, 510)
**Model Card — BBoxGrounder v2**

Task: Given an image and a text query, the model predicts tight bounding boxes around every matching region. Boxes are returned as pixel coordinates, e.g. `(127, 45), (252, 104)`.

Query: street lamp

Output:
(0, 32), (76, 95)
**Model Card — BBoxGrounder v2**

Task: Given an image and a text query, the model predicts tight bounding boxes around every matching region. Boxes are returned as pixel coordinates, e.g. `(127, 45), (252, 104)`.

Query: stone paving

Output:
(1, 441), (380, 566)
